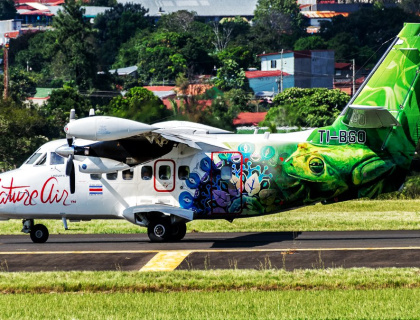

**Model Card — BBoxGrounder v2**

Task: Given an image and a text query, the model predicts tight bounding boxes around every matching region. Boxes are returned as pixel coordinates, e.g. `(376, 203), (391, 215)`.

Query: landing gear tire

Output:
(30, 224), (49, 243)
(147, 220), (171, 242)
(170, 222), (187, 241)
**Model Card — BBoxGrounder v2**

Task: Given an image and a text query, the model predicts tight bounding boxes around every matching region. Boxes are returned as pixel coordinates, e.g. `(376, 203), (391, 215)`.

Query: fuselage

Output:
(0, 126), (407, 223)
(0, 130), (316, 221)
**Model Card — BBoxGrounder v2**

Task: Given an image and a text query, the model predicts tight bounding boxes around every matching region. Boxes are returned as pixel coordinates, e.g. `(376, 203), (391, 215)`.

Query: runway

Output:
(1, 231), (420, 271)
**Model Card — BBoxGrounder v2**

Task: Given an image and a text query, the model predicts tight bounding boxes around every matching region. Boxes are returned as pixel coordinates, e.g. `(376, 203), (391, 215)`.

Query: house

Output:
(108, 65), (138, 77)
(15, 2), (109, 25)
(245, 70), (292, 96)
(0, 20), (21, 45)
(333, 62), (368, 95)
(300, 11), (349, 33)
(247, 50), (335, 95)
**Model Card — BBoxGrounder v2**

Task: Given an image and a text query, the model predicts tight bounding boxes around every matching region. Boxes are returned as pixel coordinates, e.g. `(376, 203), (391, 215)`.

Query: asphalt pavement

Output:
(1, 231), (420, 271)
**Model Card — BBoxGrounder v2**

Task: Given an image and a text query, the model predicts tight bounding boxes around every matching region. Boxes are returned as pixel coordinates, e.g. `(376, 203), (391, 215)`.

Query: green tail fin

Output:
(308, 23), (420, 157)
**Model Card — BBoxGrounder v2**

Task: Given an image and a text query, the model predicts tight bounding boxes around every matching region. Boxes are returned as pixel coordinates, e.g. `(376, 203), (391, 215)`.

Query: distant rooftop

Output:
(245, 70), (290, 79)
(233, 112), (267, 126)
(116, 0), (258, 17)
(108, 65), (138, 76)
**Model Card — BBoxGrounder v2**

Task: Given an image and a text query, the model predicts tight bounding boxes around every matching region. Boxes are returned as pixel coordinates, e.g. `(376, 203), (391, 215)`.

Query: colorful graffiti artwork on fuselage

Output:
(178, 136), (411, 218)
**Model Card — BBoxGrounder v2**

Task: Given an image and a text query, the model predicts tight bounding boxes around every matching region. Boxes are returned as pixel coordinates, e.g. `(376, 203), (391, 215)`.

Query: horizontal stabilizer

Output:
(343, 105), (400, 129)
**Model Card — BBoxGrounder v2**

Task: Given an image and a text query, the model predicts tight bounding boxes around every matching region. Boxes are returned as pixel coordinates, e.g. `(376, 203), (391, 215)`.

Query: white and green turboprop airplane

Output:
(0, 23), (420, 243)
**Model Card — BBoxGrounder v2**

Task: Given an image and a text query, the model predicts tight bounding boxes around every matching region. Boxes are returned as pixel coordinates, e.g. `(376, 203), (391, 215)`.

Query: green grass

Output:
(2, 199), (420, 235)
(1, 268), (420, 293)
(1, 269), (420, 319)
(2, 289), (420, 319)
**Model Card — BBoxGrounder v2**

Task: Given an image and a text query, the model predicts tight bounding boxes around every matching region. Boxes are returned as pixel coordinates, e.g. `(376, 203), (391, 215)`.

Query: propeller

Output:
(65, 109), (76, 194)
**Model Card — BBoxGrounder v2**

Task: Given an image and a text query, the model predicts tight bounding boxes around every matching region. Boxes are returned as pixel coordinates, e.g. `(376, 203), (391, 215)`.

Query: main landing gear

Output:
(22, 219), (49, 243)
(147, 219), (187, 242)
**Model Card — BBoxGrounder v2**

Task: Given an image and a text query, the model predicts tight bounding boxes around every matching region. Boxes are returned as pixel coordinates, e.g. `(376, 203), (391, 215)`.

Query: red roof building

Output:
(233, 112), (267, 126)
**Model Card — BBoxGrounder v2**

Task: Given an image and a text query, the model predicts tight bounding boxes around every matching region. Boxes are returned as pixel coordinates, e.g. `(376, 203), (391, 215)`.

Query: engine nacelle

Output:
(64, 116), (155, 141)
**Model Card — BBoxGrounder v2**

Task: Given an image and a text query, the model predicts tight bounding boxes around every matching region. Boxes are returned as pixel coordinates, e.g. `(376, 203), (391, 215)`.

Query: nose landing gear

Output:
(22, 219), (49, 243)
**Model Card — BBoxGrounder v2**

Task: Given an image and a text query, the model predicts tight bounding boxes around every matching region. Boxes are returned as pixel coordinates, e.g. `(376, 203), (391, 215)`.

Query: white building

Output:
(0, 20), (21, 45)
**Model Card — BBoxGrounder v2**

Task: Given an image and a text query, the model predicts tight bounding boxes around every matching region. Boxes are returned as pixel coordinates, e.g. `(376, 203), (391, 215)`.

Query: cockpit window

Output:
(50, 152), (65, 165)
(25, 152), (42, 165)
(36, 154), (47, 166)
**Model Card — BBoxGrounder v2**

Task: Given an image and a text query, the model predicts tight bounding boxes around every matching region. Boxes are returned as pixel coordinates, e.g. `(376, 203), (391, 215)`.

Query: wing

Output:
(64, 116), (231, 151)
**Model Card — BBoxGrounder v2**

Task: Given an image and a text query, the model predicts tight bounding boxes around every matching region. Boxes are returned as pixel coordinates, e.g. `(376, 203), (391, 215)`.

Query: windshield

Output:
(50, 152), (65, 165)
(25, 152), (42, 165)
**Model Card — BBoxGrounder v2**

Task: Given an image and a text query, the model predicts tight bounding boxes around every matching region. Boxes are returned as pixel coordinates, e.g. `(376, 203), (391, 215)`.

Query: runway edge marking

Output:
(4, 247), (420, 255)
(140, 250), (192, 272)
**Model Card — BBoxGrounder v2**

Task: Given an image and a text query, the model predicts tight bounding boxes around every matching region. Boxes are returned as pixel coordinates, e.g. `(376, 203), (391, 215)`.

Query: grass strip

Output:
(2, 199), (420, 234)
(1, 268), (420, 293)
(1, 289), (420, 319)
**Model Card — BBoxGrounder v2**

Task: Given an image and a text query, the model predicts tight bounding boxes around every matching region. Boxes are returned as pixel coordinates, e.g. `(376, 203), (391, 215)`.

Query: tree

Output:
(0, 0), (16, 20)
(94, 3), (151, 69)
(252, 0), (305, 51)
(12, 31), (56, 79)
(215, 46), (255, 70)
(0, 99), (48, 170)
(400, 0), (420, 15)
(107, 87), (172, 123)
(85, 0), (117, 6)
(53, 0), (97, 89)
(203, 96), (240, 131)
(117, 31), (213, 83)
(212, 21), (234, 52)
(294, 36), (327, 51)
(320, 7), (420, 64)
(158, 10), (197, 33)
(41, 87), (93, 138)
(213, 59), (248, 91)
(263, 88), (350, 127)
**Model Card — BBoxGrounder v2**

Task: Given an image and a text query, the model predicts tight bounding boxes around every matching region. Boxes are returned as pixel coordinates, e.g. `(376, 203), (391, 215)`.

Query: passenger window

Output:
(36, 154), (47, 166)
(106, 172), (117, 180)
(159, 165), (171, 180)
(50, 152), (65, 165)
(122, 169), (134, 180)
(221, 166), (232, 180)
(178, 166), (190, 180)
(141, 166), (153, 180)
(90, 174), (102, 180)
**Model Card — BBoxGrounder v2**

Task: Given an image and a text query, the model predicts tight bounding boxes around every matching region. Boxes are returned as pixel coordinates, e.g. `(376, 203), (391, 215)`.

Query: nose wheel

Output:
(30, 224), (49, 243)
(22, 220), (49, 243)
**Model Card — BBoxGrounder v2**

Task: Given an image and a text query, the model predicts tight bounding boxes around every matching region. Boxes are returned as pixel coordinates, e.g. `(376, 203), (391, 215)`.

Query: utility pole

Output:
(3, 34), (10, 100)
(352, 59), (356, 96)
(280, 49), (284, 93)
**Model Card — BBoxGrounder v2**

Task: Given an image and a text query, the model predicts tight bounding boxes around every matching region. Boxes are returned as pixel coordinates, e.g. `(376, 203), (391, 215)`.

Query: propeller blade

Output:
(65, 154), (74, 176)
(65, 154), (76, 194)
(69, 162), (75, 194)
(66, 136), (73, 147)
(66, 109), (76, 147)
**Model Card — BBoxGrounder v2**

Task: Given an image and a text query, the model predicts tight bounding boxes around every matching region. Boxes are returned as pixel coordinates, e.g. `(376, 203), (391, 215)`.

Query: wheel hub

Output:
(154, 224), (165, 237)
(34, 230), (43, 238)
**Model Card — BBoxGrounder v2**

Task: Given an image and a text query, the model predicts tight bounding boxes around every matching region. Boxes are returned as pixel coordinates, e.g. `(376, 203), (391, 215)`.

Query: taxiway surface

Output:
(1, 231), (420, 271)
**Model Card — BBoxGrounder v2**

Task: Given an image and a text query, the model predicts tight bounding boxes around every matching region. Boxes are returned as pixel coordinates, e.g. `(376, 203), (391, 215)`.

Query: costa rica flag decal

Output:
(89, 184), (103, 195)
